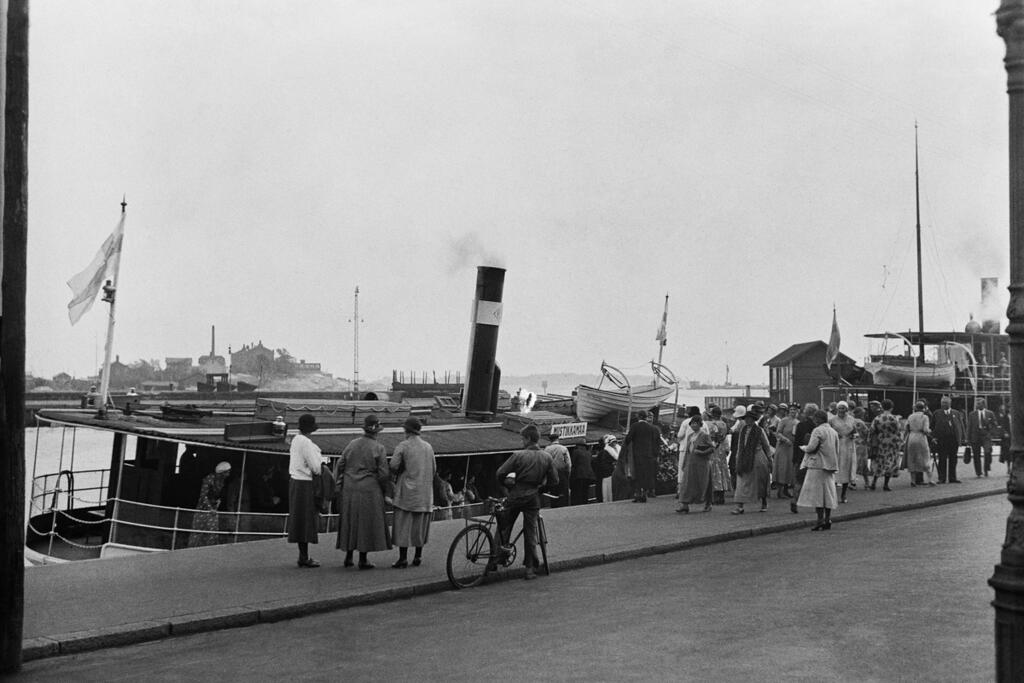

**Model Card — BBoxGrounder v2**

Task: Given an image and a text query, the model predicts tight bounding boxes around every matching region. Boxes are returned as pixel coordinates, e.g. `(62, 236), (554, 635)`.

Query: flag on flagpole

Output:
(67, 213), (125, 325)
(655, 295), (668, 346)
(825, 307), (841, 369)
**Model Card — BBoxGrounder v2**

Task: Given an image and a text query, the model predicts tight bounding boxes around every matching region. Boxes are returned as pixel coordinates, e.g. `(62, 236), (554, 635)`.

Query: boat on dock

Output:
(26, 403), (614, 565)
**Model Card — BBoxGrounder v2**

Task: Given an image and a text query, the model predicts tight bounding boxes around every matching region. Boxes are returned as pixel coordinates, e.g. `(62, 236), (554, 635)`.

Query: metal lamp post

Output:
(993, 3), (1024, 679)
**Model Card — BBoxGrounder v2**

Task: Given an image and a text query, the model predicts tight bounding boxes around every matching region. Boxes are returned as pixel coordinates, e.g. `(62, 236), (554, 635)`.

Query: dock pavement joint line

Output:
(20, 486), (1007, 663)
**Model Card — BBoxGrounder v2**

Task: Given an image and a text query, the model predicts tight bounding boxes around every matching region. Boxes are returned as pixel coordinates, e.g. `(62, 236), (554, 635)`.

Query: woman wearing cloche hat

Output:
(388, 417), (437, 569)
(335, 414), (394, 569)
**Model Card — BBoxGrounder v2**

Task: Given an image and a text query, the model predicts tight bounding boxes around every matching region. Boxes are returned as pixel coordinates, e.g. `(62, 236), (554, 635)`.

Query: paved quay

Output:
(22, 474), (1007, 662)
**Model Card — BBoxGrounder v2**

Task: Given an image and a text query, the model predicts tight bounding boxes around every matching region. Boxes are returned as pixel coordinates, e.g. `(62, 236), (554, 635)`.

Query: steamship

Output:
(818, 281), (1010, 416)
(26, 267), (616, 564)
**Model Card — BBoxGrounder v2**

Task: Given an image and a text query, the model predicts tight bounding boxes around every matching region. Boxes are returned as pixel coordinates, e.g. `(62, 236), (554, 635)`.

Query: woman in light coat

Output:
(797, 410), (840, 530)
(389, 417), (437, 568)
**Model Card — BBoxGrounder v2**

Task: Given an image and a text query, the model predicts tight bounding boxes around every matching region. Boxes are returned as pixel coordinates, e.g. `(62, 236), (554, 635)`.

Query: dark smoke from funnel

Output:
(447, 233), (505, 274)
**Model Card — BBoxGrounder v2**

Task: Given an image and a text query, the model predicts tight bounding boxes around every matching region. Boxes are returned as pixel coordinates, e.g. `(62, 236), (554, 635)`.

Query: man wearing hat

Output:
(622, 411), (662, 503)
(496, 424), (560, 580)
(544, 429), (571, 508)
(388, 417), (437, 569)
(288, 414), (327, 568)
(335, 414), (393, 569)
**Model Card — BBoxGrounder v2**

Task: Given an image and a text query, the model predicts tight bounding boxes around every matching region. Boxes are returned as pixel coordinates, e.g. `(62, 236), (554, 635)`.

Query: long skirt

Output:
(772, 443), (795, 488)
(906, 432), (931, 473)
(336, 479), (392, 552)
(678, 457), (712, 505)
(287, 478), (319, 544)
(711, 444), (733, 493)
(797, 469), (838, 509)
(392, 508), (431, 547)
(835, 437), (857, 484)
(610, 461), (632, 501)
(733, 452), (771, 504)
(856, 443), (870, 477)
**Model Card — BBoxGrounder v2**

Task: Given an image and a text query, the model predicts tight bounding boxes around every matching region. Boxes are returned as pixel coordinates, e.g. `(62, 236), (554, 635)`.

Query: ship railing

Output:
(29, 468), (110, 517)
(104, 498), (490, 552)
(28, 477), (488, 557)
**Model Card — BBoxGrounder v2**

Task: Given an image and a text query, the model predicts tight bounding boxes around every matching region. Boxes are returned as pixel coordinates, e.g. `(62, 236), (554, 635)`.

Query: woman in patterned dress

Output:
(188, 461), (231, 548)
(705, 405), (733, 504)
(869, 398), (902, 491)
(852, 406), (871, 489)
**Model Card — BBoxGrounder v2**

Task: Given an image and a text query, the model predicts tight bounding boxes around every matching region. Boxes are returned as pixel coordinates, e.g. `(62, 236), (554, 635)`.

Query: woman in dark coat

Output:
(335, 414), (393, 569)
(569, 443), (596, 505)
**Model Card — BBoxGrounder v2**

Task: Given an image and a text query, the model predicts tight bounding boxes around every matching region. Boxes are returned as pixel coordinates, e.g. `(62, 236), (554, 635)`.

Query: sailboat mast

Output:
(915, 122), (925, 362)
(353, 286), (360, 393)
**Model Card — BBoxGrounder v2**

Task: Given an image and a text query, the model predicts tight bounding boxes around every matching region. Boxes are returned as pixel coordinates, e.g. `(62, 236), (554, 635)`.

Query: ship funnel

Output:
(462, 266), (505, 420)
(981, 277), (1001, 334)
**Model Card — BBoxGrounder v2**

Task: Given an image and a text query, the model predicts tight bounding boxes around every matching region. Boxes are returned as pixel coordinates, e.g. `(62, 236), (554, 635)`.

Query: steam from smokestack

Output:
(980, 277), (1002, 333)
(448, 233), (505, 274)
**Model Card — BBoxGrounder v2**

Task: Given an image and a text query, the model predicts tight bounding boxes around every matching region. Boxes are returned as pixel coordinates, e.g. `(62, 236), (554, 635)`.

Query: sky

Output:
(25, 1), (1011, 387)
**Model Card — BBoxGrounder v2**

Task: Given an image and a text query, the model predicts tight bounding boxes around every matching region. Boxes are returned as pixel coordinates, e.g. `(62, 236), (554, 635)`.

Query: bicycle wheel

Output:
(446, 524), (494, 589)
(537, 516), (550, 576)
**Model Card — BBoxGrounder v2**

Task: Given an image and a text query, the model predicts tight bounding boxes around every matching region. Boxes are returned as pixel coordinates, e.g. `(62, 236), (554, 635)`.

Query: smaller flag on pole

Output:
(655, 294), (668, 346)
(67, 213), (125, 325)
(825, 307), (841, 369)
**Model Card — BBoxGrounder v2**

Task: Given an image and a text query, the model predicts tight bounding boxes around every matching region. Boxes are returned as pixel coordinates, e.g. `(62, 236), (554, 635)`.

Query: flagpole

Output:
(97, 197), (125, 417)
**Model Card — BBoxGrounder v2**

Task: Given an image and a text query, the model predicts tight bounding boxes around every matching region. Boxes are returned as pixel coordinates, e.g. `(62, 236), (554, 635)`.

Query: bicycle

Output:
(446, 495), (551, 589)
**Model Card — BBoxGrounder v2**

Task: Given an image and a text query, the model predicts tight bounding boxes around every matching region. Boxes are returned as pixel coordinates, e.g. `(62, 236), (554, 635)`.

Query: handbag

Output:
(312, 462), (337, 513)
(963, 445), (973, 465)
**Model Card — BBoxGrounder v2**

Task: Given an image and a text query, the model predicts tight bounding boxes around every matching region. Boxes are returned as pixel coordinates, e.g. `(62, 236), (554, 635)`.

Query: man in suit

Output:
(966, 397), (997, 477)
(622, 411), (662, 502)
(931, 395), (965, 483)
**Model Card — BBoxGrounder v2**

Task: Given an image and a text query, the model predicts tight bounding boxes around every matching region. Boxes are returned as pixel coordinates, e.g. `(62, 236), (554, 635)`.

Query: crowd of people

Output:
(668, 395), (1009, 530)
(280, 394), (1008, 570)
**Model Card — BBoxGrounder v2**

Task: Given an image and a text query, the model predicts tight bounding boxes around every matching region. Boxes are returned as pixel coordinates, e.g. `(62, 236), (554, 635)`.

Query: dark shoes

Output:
(411, 557), (422, 567)
(524, 568), (537, 581)
(343, 559), (355, 568)
(297, 558), (321, 568)
(811, 522), (832, 531)
(358, 562), (375, 570)
(790, 502), (799, 514)
(391, 560), (408, 569)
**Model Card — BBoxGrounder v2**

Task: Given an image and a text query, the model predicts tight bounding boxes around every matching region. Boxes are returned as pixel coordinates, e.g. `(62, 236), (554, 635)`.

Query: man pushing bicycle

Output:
(494, 424), (560, 580)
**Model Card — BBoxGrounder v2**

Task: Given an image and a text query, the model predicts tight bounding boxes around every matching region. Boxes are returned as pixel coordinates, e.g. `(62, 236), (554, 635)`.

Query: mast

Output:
(351, 286), (361, 393)
(915, 122), (925, 362)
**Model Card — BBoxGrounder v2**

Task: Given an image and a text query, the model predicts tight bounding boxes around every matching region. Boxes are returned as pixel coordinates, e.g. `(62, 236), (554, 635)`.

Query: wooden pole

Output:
(993, 3), (1024, 679)
(0, 0), (27, 673)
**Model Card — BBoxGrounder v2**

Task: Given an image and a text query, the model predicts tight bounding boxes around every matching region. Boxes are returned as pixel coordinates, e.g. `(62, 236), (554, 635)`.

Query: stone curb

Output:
(21, 486), (1005, 663)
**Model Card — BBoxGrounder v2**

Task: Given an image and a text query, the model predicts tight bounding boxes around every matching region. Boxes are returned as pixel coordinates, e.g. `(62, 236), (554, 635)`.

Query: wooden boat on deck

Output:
(574, 361), (677, 422)
(863, 356), (956, 388)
